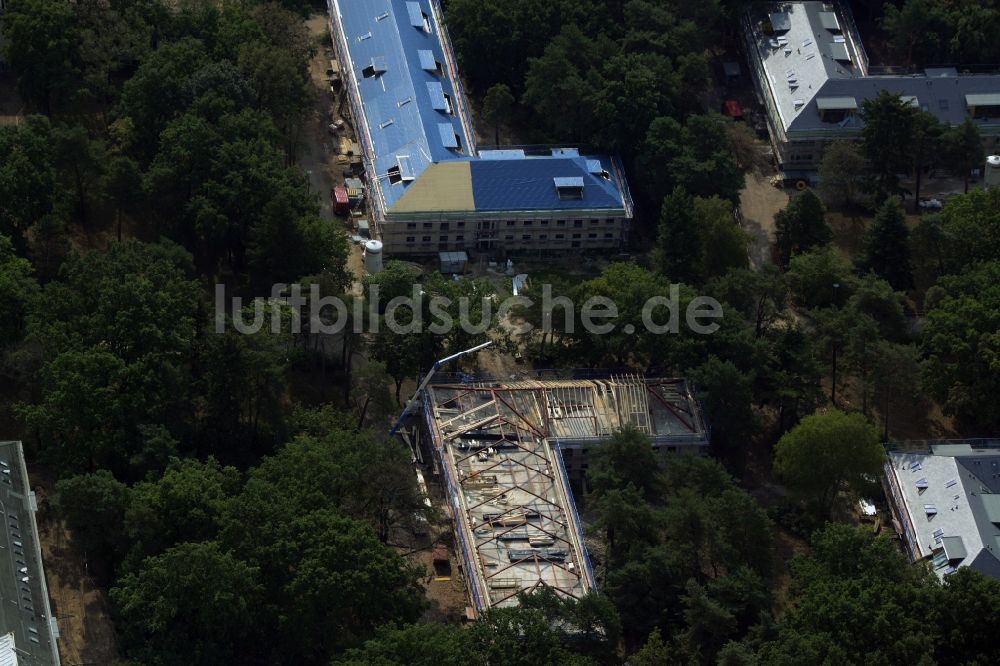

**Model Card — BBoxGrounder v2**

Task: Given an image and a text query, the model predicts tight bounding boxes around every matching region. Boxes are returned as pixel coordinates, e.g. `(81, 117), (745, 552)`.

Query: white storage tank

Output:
(363, 240), (383, 274)
(985, 155), (1000, 190)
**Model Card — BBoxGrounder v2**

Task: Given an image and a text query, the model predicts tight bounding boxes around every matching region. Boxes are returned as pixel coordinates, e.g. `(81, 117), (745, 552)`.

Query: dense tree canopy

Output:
(922, 260), (1000, 431)
(587, 432), (773, 654)
(6, 2), (1000, 664)
(773, 410), (883, 515)
(744, 524), (1000, 666)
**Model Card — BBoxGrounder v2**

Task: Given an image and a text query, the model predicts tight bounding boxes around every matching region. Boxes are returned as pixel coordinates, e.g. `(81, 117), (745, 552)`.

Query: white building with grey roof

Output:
(0, 442), (59, 665)
(743, 1), (1000, 175)
(884, 441), (1000, 581)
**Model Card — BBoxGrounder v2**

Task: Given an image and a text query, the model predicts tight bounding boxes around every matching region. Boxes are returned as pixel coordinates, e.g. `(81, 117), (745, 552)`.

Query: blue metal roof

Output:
(479, 149), (528, 160)
(332, 0), (471, 211)
(438, 123), (458, 148)
(426, 81), (447, 111)
(331, 0), (631, 217)
(405, 1), (424, 28)
(397, 155), (416, 180)
(470, 157), (624, 212)
(417, 49), (436, 70)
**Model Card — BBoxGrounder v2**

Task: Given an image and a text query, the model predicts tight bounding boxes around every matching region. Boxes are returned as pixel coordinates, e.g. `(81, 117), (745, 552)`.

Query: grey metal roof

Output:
(816, 96), (857, 110)
(750, 2), (862, 133)
(942, 536), (967, 561)
(750, 2), (1000, 137)
(769, 12), (791, 31)
(981, 494), (1000, 523)
(966, 92), (1000, 106)
(828, 41), (851, 62)
(787, 75), (1000, 134)
(819, 11), (840, 31)
(888, 446), (1000, 581)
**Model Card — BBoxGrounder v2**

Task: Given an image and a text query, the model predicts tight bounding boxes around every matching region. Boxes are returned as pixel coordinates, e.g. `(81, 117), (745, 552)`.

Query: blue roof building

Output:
(326, 0), (633, 254)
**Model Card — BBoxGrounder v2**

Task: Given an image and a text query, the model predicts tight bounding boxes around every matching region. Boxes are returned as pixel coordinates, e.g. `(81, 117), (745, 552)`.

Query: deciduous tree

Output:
(817, 140), (866, 210)
(773, 410), (883, 515)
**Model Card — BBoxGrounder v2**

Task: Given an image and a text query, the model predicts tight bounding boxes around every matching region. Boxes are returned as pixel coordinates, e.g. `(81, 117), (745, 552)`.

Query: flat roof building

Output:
(884, 440), (1000, 580)
(0, 442), (60, 666)
(326, 0), (633, 255)
(743, 1), (1000, 173)
(422, 376), (708, 611)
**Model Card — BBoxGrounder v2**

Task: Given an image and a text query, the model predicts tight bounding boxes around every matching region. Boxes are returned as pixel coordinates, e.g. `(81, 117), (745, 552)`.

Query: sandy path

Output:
(739, 172), (789, 268)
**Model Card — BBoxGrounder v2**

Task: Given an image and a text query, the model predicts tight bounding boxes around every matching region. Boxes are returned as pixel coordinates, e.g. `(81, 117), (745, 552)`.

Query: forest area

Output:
(1, 0), (1000, 664)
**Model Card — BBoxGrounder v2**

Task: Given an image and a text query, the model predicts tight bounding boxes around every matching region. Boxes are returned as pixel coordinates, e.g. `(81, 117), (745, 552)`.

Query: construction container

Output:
(332, 186), (349, 216)
(439, 251), (468, 274)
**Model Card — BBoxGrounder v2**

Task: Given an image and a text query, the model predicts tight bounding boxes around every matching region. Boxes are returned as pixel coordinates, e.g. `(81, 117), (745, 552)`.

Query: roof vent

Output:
(406, 1), (432, 32)
(397, 155), (416, 181)
(554, 177), (584, 200)
(438, 123), (460, 150)
(924, 504), (938, 515)
(916, 478), (929, 489)
(418, 50), (438, 72)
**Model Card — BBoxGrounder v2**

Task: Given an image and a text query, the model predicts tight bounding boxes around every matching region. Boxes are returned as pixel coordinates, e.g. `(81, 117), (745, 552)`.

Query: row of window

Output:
(402, 233), (616, 243)
(404, 219), (619, 230)
(406, 221), (466, 230)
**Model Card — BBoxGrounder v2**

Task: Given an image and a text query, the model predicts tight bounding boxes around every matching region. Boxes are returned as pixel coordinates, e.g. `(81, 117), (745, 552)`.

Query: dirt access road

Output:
(740, 171), (788, 268)
(32, 479), (119, 665)
(302, 13), (366, 287)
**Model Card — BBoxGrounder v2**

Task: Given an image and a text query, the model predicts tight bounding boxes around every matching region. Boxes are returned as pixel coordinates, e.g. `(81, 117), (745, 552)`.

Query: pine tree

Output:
(774, 188), (831, 267)
(653, 186), (702, 283)
(860, 198), (913, 290)
(942, 118), (984, 193)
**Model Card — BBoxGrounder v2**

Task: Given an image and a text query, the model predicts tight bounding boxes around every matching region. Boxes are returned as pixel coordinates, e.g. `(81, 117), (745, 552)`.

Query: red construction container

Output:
(722, 99), (744, 120)
(332, 186), (350, 216)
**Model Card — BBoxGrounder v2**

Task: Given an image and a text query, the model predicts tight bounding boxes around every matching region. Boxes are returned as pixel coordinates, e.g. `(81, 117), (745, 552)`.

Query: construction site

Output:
(421, 376), (709, 613)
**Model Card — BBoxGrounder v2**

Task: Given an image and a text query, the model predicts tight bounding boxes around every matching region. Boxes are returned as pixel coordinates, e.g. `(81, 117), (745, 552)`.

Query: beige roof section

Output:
(389, 161), (474, 214)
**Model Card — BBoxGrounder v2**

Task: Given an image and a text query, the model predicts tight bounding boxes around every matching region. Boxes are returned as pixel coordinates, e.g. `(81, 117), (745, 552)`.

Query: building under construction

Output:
(422, 376), (708, 613)
(325, 0), (633, 255)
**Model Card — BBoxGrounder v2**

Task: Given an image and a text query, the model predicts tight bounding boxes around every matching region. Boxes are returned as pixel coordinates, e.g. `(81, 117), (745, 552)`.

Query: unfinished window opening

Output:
(362, 65), (376, 78)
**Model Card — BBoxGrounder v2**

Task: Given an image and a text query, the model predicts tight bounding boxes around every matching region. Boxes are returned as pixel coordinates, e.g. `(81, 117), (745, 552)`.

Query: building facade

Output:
(744, 1), (1000, 176)
(326, 0), (633, 256)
